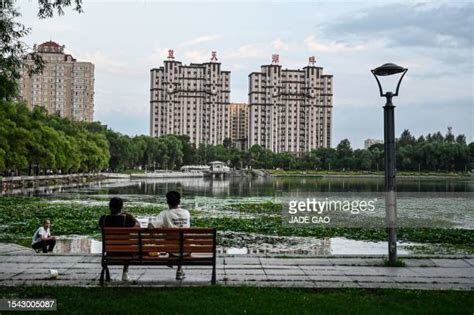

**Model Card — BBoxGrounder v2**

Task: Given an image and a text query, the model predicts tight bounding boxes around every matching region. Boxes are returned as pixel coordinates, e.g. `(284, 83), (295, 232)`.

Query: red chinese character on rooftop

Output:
(309, 56), (316, 65)
(272, 54), (279, 64)
(211, 51), (218, 61)
(168, 49), (175, 60)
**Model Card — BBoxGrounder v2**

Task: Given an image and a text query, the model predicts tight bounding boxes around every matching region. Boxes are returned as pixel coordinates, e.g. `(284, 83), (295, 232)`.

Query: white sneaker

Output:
(122, 272), (130, 282)
(176, 270), (186, 280)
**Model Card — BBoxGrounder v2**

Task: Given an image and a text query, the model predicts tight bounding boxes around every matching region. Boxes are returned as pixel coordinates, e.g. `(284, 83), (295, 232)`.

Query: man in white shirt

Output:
(148, 191), (190, 280)
(32, 219), (56, 253)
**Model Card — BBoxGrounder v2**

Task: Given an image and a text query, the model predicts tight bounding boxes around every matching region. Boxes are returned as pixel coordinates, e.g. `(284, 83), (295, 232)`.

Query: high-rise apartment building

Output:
(364, 138), (383, 149)
(248, 55), (333, 153)
(19, 41), (95, 122)
(150, 50), (230, 146)
(229, 103), (248, 143)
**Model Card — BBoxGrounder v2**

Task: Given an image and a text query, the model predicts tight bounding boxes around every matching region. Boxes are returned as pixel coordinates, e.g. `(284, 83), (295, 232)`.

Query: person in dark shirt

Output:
(99, 197), (139, 281)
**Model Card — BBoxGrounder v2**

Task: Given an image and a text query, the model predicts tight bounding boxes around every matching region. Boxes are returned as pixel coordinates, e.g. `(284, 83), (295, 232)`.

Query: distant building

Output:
(364, 138), (383, 149)
(248, 55), (333, 154)
(150, 50), (230, 146)
(229, 103), (248, 149)
(20, 41), (95, 122)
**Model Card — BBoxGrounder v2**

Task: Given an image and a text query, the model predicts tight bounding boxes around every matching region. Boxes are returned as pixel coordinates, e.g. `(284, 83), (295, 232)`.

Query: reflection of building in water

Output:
(137, 178), (231, 196)
(216, 238), (332, 256)
(54, 238), (92, 254)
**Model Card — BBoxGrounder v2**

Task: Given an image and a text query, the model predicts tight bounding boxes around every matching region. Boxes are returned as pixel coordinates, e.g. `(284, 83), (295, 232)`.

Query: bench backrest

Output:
(101, 227), (216, 258)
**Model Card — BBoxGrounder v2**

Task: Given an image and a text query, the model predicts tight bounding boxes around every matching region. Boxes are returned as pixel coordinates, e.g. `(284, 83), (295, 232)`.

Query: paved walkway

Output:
(1, 243), (473, 290)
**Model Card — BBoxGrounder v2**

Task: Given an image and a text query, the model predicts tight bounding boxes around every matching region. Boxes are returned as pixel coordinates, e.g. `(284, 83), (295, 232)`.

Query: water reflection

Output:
(51, 236), (416, 256)
(3, 176), (470, 199)
(53, 237), (102, 254)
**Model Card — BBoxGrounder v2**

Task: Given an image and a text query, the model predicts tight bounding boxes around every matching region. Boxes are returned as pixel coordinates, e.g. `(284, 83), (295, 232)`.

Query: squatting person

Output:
(32, 219), (56, 253)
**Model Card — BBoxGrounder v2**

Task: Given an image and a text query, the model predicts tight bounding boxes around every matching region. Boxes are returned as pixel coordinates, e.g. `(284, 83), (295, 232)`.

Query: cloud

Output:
(180, 34), (221, 47)
(304, 35), (368, 52)
(184, 50), (211, 63)
(78, 51), (133, 75)
(271, 39), (290, 51)
(224, 44), (267, 60)
(321, 2), (474, 49)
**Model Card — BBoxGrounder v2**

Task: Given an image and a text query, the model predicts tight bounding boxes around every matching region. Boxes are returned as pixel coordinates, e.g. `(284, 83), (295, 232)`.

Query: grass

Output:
(0, 286), (473, 315)
(383, 258), (406, 267)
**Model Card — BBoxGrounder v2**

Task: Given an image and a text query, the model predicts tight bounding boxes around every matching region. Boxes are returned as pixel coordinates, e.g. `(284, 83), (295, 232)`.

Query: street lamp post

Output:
(371, 63), (408, 264)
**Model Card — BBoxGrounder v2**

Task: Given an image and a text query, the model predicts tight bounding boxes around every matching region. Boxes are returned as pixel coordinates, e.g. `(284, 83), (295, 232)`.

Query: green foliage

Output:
(0, 101), (109, 174)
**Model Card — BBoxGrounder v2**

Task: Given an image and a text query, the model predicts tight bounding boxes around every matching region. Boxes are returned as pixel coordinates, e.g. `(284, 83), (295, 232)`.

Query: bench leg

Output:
(211, 264), (216, 285)
(105, 267), (111, 282)
(99, 267), (105, 284)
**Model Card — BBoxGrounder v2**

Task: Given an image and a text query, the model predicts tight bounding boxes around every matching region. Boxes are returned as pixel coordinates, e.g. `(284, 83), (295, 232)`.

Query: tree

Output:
(399, 129), (416, 146)
(336, 139), (353, 170)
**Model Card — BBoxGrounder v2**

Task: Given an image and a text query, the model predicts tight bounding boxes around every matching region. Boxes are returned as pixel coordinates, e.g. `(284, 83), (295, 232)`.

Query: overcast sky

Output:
(18, 0), (473, 148)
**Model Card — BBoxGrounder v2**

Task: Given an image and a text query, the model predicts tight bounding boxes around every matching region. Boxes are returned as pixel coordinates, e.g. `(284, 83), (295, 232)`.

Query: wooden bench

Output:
(100, 227), (217, 284)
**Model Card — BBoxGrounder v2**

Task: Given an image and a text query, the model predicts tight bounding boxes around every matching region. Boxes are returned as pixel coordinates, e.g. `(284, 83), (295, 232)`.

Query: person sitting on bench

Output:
(99, 197), (139, 281)
(32, 219), (56, 253)
(148, 191), (190, 280)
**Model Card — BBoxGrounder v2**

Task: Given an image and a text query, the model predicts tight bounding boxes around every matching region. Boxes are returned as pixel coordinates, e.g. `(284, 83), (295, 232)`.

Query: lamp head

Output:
(371, 63), (408, 97)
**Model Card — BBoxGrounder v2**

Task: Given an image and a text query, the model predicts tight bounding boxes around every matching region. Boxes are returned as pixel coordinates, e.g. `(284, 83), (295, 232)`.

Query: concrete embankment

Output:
(1, 173), (104, 189)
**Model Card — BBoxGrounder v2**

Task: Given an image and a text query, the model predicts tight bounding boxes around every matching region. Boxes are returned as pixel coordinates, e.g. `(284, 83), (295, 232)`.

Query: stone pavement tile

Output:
(226, 280), (316, 288)
(1, 255), (49, 263)
(307, 275), (353, 282)
(357, 282), (406, 289)
(464, 259), (474, 266)
(223, 257), (260, 265)
(258, 265), (298, 270)
(339, 266), (420, 277)
(425, 277), (474, 284)
(0, 263), (70, 271)
(0, 273), (20, 280)
(266, 274), (311, 281)
(40, 256), (85, 263)
(403, 259), (436, 267)
(225, 274), (268, 281)
(67, 263), (101, 269)
(224, 264), (264, 270)
(300, 269), (346, 276)
(313, 281), (361, 289)
(267, 281), (316, 288)
(295, 259), (333, 266)
(225, 269), (266, 275)
(337, 266), (386, 276)
(348, 275), (394, 283)
(363, 258), (384, 266)
(431, 259), (472, 268)
(392, 276), (439, 284)
(263, 268), (306, 275)
(298, 265), (338, 271)
(259, 258), (331, 266)
(11, 273), (50, 280)
(78, 255), (101, 263)
(328, 258), (369, 266)
(394, 282), (474, 290)
(412, 267), (474, 278)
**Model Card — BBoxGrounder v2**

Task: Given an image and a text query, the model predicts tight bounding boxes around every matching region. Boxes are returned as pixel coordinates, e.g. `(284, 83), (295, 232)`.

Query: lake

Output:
(7, 175), (474, 256)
